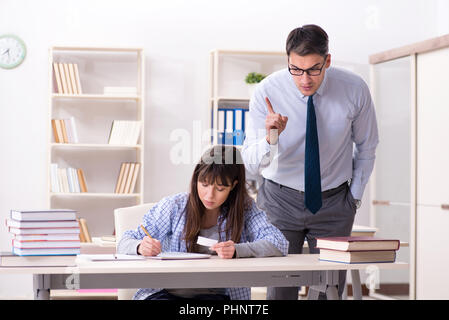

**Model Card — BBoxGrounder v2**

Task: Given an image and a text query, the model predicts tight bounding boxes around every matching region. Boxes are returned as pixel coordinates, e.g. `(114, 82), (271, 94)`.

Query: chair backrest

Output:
(114, 203), (155, 244)
(113, 203), (155, 300)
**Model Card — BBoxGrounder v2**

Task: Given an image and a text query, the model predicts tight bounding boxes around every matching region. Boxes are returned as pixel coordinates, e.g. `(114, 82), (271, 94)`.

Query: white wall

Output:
(0, 0), (448, 298)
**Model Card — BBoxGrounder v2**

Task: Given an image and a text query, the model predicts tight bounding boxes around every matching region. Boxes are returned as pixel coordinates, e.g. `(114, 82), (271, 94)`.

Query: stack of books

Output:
(6, 209), (81, 256)
(316, 236), (400, 264)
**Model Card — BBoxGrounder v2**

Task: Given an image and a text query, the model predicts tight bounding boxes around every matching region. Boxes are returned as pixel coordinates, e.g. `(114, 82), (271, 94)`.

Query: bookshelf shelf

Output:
(48, 46), (145, 239)
(52, 94), (141, 101)
(50, 143), (142, 150)
(211, 97), (250, 102)
(50, 193), (141, 198)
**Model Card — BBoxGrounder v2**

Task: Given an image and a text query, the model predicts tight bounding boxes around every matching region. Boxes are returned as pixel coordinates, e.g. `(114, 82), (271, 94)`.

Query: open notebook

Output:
(76, 252), (211, 262)
(148, 252), (211, 260)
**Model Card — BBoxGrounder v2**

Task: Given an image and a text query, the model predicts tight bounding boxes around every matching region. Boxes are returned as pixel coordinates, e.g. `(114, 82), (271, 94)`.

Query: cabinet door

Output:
(417, 47), (449, 205)
(372, 57), (412, 203)
(416, 205), (449, 299)
(374, 204), (410, 285)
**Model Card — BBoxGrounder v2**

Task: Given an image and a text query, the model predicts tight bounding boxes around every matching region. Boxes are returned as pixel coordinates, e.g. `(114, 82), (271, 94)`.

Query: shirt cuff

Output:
(234, 243), (251, 258)
(350, 181), (365, 200)
(117, 238), (141, 255)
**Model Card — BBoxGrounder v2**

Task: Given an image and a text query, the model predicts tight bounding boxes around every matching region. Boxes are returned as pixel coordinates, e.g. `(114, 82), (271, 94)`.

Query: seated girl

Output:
(117, 145), (289, 300)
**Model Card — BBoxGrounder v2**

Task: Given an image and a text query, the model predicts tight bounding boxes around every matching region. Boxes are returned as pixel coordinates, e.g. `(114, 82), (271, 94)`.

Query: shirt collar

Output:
(315, 67), (329, 97)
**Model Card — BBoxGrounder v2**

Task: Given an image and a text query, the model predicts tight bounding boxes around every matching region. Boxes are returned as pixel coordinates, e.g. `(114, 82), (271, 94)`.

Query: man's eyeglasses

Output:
(288, 55), (328, 77)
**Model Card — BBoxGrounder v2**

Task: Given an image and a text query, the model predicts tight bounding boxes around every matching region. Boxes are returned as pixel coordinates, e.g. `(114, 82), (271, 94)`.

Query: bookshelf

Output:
(209, 50), (286, 147)
(48, 46), (145, 239)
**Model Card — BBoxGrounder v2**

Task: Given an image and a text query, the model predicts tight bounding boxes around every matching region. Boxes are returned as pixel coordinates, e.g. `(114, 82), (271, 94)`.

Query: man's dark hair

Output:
(286, 24), (329, 57)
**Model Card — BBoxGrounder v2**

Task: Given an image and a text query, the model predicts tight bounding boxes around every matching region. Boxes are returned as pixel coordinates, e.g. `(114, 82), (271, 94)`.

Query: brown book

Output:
(73, 64), (82, 94)
(128, 162), (140, 194)
(79, 218), (91, 243)
(53, 62), (63, 94)
(51, 119), (60, 143)
(124, 163), (136, 194)
(60, 119), (69, 143)
(114, 163), (126, 193)
(77, 169), (88, 193)
(319, 249), (397, 264)
(63, 63), (73, 94)
(118, 163), (131, 194)
(316, 236), (400, 252)
(77, 218), (86, 242)
(58, 63), (68, 94)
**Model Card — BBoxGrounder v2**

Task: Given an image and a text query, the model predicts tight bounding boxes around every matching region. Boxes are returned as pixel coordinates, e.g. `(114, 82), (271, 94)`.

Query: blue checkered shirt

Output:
(117, 192), (289, 300)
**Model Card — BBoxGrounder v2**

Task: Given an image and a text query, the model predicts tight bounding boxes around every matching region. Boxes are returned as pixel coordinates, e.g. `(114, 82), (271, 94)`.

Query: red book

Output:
(316, 236), (400, 252)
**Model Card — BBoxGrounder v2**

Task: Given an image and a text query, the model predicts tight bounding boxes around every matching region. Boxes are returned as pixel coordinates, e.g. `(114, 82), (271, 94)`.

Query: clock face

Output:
(0, 35), (26, 69)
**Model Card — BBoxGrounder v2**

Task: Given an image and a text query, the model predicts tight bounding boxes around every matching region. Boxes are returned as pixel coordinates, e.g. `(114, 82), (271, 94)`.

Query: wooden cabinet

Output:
(370, 34), (449, 299)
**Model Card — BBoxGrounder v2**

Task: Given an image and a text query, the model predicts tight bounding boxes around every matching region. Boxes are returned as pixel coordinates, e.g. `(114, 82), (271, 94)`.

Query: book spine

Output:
(74, 64), (82, 94)
(59, 63), (69, 94)
(53, 62), (63, 94)
(115, 163), (126, 193)
(79, 218), (91, 242)
(60, 119), (69, 143)
(63, 63), (73, 94)
(129, 162), (140, 194)
(77, 169), (88, 193)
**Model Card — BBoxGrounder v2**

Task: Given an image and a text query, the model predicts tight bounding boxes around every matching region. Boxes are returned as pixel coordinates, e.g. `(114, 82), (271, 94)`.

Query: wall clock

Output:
(0, 34), (27, 69)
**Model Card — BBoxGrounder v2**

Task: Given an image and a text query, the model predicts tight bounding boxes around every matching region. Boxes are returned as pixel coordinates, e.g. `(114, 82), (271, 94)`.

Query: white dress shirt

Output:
(242, 66), (379, 200)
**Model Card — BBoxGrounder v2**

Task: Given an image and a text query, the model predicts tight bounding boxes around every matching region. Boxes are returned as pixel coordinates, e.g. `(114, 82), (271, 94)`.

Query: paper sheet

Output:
(197, 236), (218, 247)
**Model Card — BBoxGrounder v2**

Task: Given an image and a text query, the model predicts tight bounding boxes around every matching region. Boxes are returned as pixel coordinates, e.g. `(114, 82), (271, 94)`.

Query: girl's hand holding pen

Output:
(138, 236), (161, 256)
(138, 224), (161, 256)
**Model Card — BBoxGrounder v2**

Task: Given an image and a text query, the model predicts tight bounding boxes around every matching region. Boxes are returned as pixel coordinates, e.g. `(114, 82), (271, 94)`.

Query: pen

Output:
(140, 224), (152, 239)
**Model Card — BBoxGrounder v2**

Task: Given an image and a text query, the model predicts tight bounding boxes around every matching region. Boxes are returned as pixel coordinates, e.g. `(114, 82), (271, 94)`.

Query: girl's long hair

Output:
(184, 145), (250, 252)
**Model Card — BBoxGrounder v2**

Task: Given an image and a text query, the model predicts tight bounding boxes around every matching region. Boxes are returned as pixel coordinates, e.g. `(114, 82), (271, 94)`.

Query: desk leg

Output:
(307, 285), (324, 300)
(33, 274), (50, 300)
(308, 270), (340, 300)
(351, 270), (363, 300)
(342, 282), (348, 300)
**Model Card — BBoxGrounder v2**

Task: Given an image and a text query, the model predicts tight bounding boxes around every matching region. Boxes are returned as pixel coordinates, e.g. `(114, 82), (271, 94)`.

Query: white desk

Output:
(0, 254), (407, 300)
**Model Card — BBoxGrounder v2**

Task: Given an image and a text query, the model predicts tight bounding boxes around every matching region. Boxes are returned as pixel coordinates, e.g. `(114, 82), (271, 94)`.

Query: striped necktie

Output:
(304, 94), (322, 214)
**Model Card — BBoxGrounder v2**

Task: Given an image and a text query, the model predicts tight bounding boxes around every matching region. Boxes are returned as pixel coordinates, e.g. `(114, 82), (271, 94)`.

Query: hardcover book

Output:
(316, 236), (400, 252)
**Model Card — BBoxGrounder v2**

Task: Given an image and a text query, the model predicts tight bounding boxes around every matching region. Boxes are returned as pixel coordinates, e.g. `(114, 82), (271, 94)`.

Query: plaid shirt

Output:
(117, 192), (289, 300)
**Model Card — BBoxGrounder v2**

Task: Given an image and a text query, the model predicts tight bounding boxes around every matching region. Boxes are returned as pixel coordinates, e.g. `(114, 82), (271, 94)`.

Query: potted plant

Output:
(245, 72), (266, 97)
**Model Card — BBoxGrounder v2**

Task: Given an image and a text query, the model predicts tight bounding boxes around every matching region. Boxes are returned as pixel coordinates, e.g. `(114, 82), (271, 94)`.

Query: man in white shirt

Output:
(242, 24), (379, 299)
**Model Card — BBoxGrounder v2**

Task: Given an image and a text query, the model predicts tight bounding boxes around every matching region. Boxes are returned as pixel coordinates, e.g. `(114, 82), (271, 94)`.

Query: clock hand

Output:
(1, 48), (9, 55)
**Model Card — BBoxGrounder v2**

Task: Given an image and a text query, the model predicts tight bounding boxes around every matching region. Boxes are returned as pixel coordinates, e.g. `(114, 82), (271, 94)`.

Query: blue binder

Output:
(224, 109), (234, 145)
(233, 109), (244, 145)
